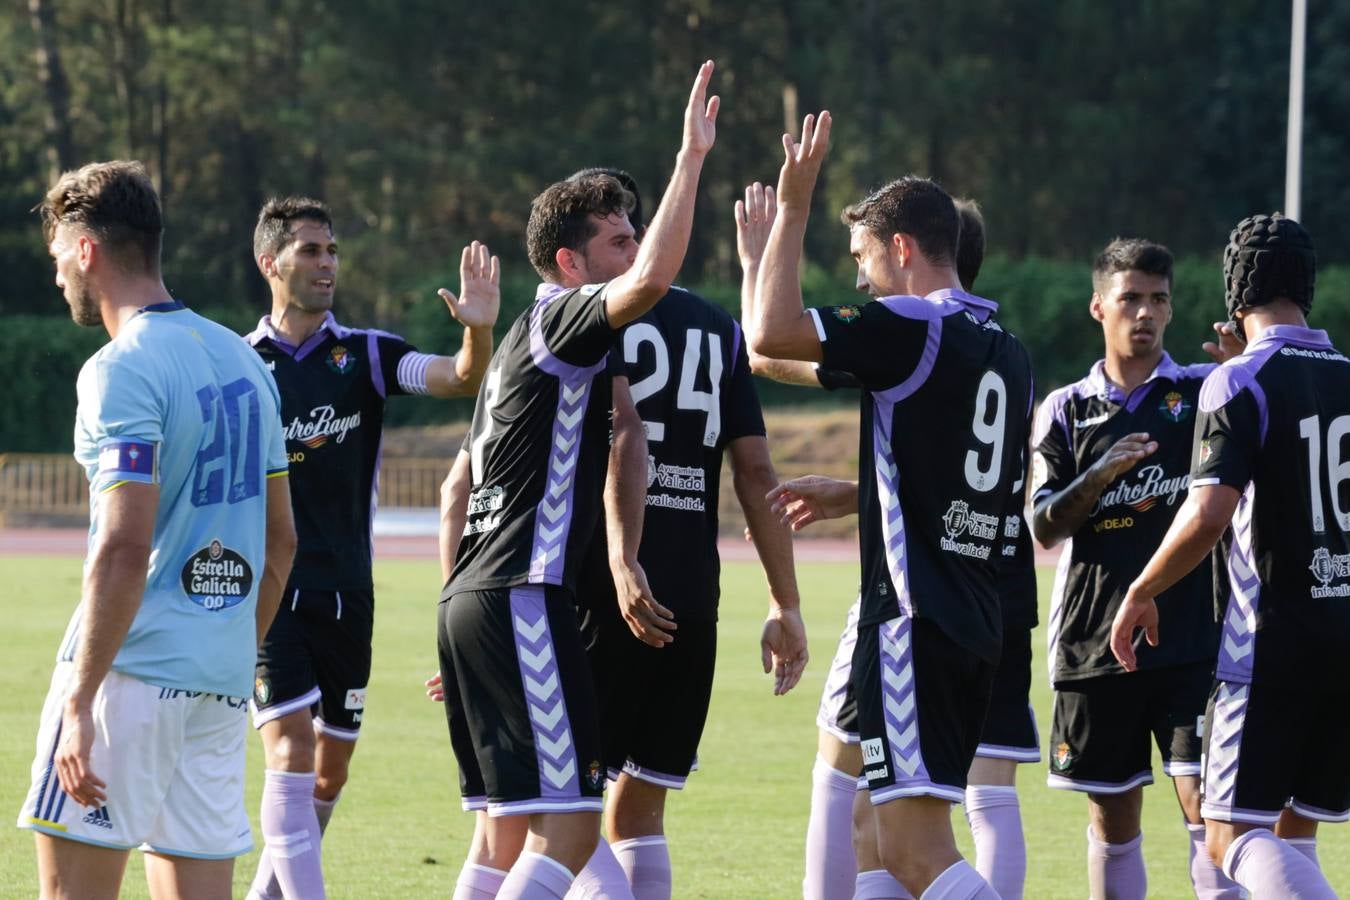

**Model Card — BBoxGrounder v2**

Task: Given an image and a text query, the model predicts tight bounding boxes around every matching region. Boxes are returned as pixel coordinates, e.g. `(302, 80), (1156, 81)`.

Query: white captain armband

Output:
(396, 352), (437, 395)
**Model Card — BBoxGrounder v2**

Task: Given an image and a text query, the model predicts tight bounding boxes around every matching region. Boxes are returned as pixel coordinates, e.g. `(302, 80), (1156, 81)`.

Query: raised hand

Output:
(682, 60), (720, 158)
(761, 607), (809, 695)
(766, 474), (859, 531)
(735, 182), (777, 268)
(439, 240), (500, 330)
(776, 111), (832, 213)
(1087, 432), (1158, 487)
(1202, 320), (1245, 364)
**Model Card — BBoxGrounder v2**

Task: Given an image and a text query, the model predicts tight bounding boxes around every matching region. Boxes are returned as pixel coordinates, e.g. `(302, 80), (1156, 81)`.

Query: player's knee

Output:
(314, 769), (346, 800)
(1205, 822), (1237, 871)
(264, 729), (317, 772)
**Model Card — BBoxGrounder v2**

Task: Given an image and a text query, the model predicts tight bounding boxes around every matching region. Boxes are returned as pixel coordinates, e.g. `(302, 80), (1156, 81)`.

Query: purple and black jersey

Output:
(246, 313), (418, 592)
(1033, 354), (1221, 683)
(811, 289), (1034, 665)
(446, 283), (616, 598)
(1191, 326), (1350, 685)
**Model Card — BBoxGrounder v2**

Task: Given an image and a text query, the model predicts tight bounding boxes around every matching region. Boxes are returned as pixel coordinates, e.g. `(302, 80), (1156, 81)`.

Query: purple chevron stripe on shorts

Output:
(816, 598), (860, 736)
(528, 378), (591, 584)
(879, 617), (931, 786)
(1217, 484), (1260, 683)
(1201, 681), (1250, 820)
(509, 587), (580, 799)
(1046, 535), (1073, 681)
(872, 400), (912, 617)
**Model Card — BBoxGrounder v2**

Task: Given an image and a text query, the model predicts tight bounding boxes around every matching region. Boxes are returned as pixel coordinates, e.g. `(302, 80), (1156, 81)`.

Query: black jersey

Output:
(1033, 354), (1222, 683)
(1192, 325), (1350, 685)
(446, 283), (617, 598)
(581, 287), (766, 622)
(246, 313), (417, 592)
(812, 290), (1033, 665)
(817, 359), (1038, 630)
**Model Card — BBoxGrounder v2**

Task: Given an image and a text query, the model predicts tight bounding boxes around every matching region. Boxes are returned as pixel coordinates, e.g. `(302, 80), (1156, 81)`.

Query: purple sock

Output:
(455, 862), (509, 899)
(853, 868), (914, 899)
(564, 839), (634, 899)
(250, 789), (340, 900)
(255, 770), (326, 900)
(314, 792), (338, 834)
(919, 860), (998, 899)
(964, 785), (1025, 900)
(611, 836), (670, 900)
(1223, 828), (1336, 899)
(1286, 836), (1319, 869)
(1185, 823), (1242, 898)
(498, 851), (575, 900)
(805, 755), (858, 900)
(1086, 826), (1146, 900)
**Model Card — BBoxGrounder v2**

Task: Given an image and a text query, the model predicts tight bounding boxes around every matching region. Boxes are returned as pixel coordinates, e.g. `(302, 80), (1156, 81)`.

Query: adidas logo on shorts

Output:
(82, 806), (113, 830)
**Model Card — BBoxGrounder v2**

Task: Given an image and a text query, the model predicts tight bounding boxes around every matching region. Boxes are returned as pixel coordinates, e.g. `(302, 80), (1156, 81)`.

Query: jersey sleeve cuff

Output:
(807, 308), (827, 343)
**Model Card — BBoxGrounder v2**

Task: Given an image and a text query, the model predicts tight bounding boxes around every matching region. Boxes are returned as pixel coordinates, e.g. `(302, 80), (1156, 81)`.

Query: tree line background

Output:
(4, 0), (1349, 452)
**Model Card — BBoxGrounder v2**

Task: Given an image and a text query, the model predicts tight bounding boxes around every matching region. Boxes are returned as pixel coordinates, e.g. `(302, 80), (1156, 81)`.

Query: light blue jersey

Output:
(57, 302), (287, 697)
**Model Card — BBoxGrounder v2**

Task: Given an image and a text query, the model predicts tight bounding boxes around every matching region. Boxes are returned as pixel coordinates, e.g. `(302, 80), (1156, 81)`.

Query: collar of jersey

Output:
(137, 300), (185, 314)
(1244, 324), (1333, 354)
(924, 287), (999, 320)
(247, 311), (347, 359)
(1086, 351), (1183, 405)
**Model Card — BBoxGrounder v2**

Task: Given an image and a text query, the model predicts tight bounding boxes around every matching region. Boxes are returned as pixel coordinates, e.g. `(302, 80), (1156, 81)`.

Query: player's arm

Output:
(1030, 432), (1159, 547)
(425, 241), (500, 397)
(1109, 484), (1240, 671)
(750, 111), (832, 363)
(55, 480), (157, 807)
(730, 436), (809, 694)
(606, 376), (676, 646)
(766, 475), (859, 531)
(257, 474), (297, 647)
(604, 61), (718, 329)
(736, 181), (820, 386)
(439, 449), (471, 584)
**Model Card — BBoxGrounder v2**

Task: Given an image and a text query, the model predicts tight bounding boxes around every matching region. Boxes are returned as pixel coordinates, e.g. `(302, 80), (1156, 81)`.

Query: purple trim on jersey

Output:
(871, 398), (912, 616)
(1201, 681), (1253, 822)
(528, 379), (592, 584)
(509, 586), (582, 801)
(244, 312), (358, 362)
(1216, 483), (1261, 683)
(365, 332), (384, 398)
(369, 440), (382, 561)
(730, 321), (743, 370)
(875, 318), (943, 403)
(1045, 535), (1074, 683)
(529, 283), (611, 381)
(1200, 340), (1298, 448)
(1081, 353), (1211, 414)
(1032, 380), (1093, 451)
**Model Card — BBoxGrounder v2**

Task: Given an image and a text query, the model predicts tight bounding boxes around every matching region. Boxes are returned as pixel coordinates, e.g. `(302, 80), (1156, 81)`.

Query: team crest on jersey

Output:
(326, 345), (354, 374)
(586, 760), (604, 789)
(1158, 391), (1192, 422)
(1199, 439), (1215, 466)
(254, 677), (271, 705)
(833, 305), (862, 324)
(1052, 742), (1076, 771)
(647, 454), (658, 488)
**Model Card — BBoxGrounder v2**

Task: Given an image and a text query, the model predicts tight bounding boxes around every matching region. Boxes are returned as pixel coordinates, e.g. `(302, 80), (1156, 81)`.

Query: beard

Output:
(66, 275), (103, 327)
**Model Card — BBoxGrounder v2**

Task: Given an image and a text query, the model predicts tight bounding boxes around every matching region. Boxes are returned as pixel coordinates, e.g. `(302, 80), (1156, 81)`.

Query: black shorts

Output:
(976, 621), (1040, 762)
(439, 585), (605, 816)
(584, 608), (717, 788)
(856, 616), (995, 805)
(816, 599), (861, 744)
(1202, 675), (1350, 825)
(1048, 661), (1210, 793)
(252, 588), (373, 740)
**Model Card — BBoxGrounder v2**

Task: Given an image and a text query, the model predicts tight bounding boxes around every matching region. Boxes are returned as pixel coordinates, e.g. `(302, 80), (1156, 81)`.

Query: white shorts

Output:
(17, 663), (253, 859)
(816, 598), (861, 744)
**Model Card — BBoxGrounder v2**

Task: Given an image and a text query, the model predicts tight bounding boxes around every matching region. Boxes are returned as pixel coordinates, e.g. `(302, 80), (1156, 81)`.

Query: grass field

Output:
(2, 554), (1347, 898)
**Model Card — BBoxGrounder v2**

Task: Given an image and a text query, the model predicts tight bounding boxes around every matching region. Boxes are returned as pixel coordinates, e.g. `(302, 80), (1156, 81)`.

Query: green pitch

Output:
(1, 555), (1346, 897)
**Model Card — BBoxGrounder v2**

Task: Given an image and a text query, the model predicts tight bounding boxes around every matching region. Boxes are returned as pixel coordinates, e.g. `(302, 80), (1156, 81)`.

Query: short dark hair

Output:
(1091, 238), (1173, 293)
(526, 174), (635, 281)
(254, 196), (333, 262)
(1223, 213), (1315, 320)
(954, 198), (985, 291)
(569, 167), (643, 235)
(40, 160), (162, 273)
(840, 176), (959, 267)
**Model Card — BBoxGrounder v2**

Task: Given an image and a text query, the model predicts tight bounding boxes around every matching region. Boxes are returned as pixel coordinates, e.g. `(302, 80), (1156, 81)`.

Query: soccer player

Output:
(19, 160), (295, 900)
(750, 111), (1033, 898)
(574, 169), (809, 900)
(1030, 238), (1240, 898)
(244, 197), (499, 899)
(1110, 214), (1345, 899)
(437, 61), (720, 899)
(742, 185), (1039, 898)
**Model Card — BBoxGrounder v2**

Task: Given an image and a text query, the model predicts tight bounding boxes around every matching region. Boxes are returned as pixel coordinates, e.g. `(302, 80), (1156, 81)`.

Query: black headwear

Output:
(1223, 213), (1316, 329)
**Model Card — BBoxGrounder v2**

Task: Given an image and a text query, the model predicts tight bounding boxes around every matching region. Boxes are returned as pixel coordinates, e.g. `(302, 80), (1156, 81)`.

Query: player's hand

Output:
(425, 672), (445, 702)
(1087, 432), (1158, 487)
(54, 702), (106, 807)
(761, 607), (808, 695)
(439, 241), (500, 330)
(735, 182), (777, 268)
(1109, 587), (1160, 672)
(775, 110), (832, 213)
(767, 475), (858, 530)
(681, 60), (719, 158)
(613, 559), (677, 647)
(1202, 321), (1244, 364)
